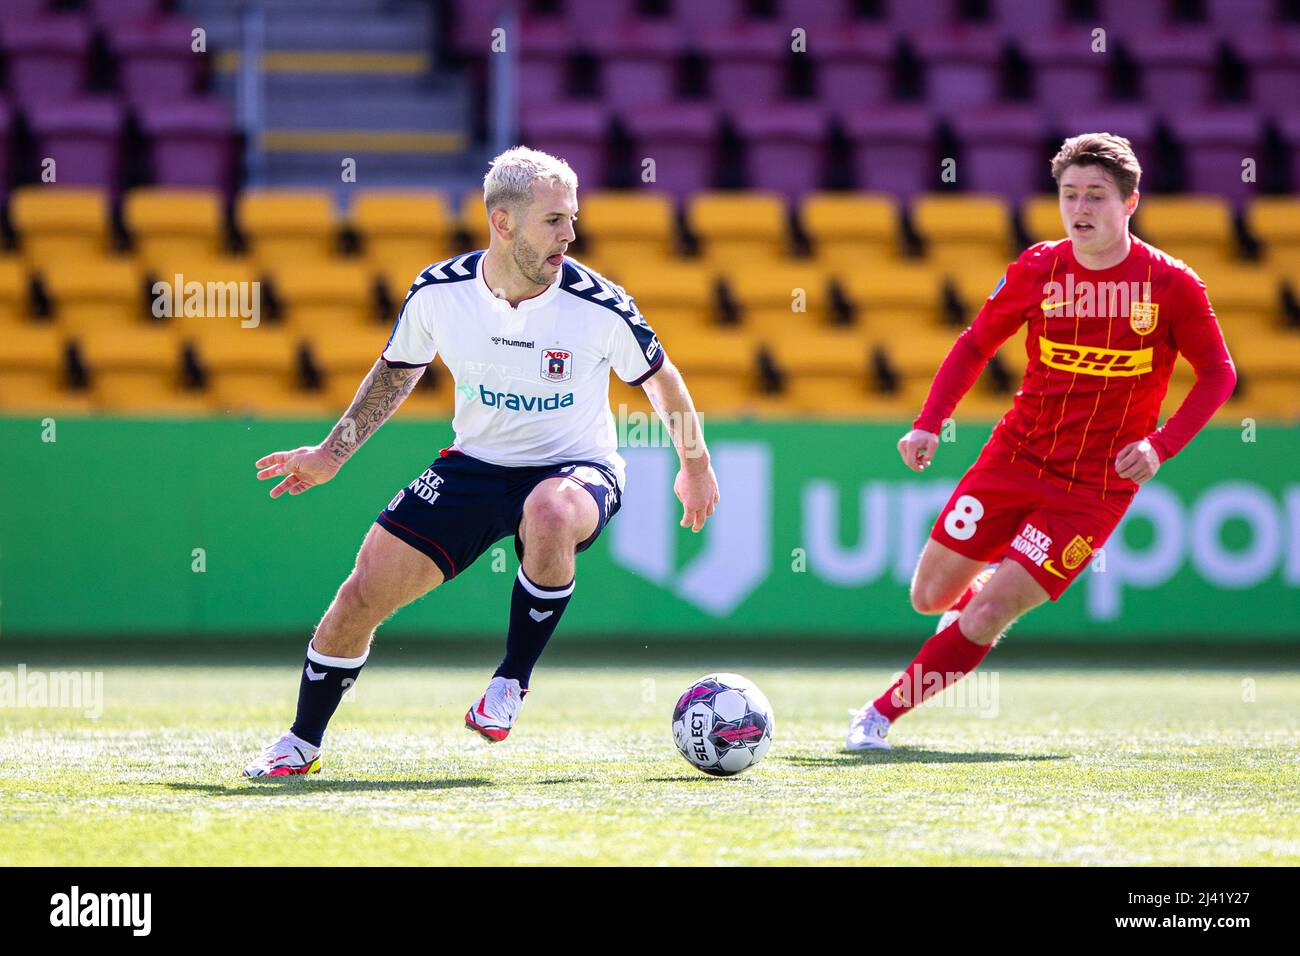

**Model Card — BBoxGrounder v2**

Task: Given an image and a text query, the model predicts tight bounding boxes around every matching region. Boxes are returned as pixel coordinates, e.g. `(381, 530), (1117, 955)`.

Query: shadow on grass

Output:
(643, 775), (719, 783)
(161, 777), (492, 796)
(779, 750), (1070, 766)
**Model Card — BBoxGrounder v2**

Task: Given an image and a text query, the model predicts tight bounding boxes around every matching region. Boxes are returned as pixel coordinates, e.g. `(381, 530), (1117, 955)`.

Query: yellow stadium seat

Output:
(1135, 195), (1235, 266)
(875, 324), (961, 379)
(1226, 329), (1300, 378)
(661, 327), (757, 377)
(599, 260), (717, 339)
(608, 376), (655, 419)
(237, 190), (338, 266)
(911, 194), (1014, 270)
(1021, 194), (1066, 245)
(0, 325), (67, 408)
(1194, 265), (1283, 334)
(269, 260), (376, 329)
(393, 370), (456, 418)
(41, 258), (144, 331)
(781, 375), (878, 417)
(726, 263), (834, 338)
(150, 257), (264, 334)
(763, 328), (872, 378)
(77, 326), (184, 411)
(309, 328), (389, 406)
(948, 263), (1014, 319)
(10, 186), (111, 268)
(680, 374), (760, 417)
(686, 192), (789, 266)
(1234, 379), (1300, 422)
(351, 189), (453, 282)
(801, 192), (901, 269)
(460, 190), (489, 250)
(0, 257), (28, 325)
(577, 191), (676, 265)
(124, 188), (224, 267)
(188, 326), (313, 414)
(837, 263), (944, 326)
(1246, 197), (1300, 275)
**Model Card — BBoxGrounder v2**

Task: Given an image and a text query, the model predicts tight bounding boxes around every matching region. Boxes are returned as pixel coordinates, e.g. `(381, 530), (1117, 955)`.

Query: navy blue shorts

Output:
(375, 450), (623, 580)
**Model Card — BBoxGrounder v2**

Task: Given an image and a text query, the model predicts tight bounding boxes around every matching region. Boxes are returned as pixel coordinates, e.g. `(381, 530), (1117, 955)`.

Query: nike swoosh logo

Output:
(304, 665), (326, 681)
(1041, 299), (1070, 311)
(529, 608), (554, 622)
(1041, 560), (1068, 580)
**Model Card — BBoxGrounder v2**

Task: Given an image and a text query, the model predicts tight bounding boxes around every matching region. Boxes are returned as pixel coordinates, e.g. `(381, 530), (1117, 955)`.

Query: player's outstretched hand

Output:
(255, 445), (344, 499)
(675, 463), (720, 534)
(1114, 439), (1161, 485)
(897, 429), (939, 472)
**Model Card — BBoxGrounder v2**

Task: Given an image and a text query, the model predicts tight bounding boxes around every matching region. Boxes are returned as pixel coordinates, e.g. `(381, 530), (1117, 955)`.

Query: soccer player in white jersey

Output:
(243, 147), (719, 776)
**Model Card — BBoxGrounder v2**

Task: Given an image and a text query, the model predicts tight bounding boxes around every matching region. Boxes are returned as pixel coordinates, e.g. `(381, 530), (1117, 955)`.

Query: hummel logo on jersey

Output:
(305, 665), (326, 681)
(479, 384), (574, 411)
(491, 336), (534, 349)
(529, 608), (554, 622)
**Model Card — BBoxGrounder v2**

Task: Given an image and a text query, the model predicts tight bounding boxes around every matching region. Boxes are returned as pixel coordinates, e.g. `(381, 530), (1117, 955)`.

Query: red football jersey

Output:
(915, 236), (1234, 501)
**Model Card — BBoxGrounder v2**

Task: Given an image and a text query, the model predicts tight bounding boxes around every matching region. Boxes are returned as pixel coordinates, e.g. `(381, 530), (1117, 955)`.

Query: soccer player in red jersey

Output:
(847, 133), (1238, 750)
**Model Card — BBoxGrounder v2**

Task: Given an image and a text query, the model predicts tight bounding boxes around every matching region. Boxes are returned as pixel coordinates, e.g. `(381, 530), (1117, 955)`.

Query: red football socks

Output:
(872, 618), (992, 722)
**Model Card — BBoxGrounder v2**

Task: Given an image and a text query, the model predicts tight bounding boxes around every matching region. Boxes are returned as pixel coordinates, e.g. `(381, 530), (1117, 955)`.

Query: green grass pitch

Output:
(1, 647), (1297, 866)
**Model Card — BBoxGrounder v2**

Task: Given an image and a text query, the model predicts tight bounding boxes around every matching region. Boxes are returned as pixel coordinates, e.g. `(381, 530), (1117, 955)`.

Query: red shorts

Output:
(930, 446), (1132, 601)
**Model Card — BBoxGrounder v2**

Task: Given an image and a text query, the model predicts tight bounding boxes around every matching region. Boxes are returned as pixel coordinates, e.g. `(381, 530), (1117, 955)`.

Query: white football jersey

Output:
(381, 250), (664, 483)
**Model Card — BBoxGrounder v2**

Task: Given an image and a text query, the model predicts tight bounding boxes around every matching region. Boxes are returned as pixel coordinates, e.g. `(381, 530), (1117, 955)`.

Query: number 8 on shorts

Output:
(943, 495), (984, 541)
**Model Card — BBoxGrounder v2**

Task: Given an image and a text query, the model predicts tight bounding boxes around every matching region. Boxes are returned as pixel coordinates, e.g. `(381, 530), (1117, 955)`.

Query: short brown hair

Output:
(1051, 133), (1142, 198)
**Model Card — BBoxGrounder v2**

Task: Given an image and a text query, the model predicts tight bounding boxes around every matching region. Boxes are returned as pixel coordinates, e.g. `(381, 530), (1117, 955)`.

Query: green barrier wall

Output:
(2, 416), (1297, 639)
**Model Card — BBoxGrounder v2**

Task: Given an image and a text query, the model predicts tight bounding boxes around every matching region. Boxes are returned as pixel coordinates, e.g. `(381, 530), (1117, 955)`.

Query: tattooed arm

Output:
(254, 358), (425, 499)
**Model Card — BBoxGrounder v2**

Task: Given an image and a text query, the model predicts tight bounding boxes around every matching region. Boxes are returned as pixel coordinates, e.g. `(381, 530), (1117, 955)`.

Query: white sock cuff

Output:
(517, 568), (575, 600)
(306, 640), (369, 669)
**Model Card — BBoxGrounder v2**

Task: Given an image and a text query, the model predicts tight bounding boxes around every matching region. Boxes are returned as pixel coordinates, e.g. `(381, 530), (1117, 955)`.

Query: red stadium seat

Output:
(1167, 111), (1265, 204)
(106, 17), (204, 104)
(1235, 31), (1300, 114)
(734, 104), (831, 200)
(518, 102), (609, 192)
(138, 98), (239, 198)
(27, 98), (125, 192)
(517, 19), (576, 108)
(814, 26), (895, 113)
(842, 106), (935, 199)
(951, 106), (1051, 201)
(697, 24), (789, 111)
(1127, 30), (1218, 112)
(590, 22), (683, 108)
(1, 16), (92, 102)
(913, 28), (1003, 110)
(623, 104), (719, 199)
(1024, 30), (1113, 107)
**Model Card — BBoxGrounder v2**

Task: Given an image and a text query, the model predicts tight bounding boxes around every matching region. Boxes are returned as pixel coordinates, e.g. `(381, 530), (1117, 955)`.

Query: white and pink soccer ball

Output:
(672, 673), (774, 777)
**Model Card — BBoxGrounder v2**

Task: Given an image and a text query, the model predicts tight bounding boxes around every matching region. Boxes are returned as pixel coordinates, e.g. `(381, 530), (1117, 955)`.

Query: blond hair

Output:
(483, 146), (578, 212)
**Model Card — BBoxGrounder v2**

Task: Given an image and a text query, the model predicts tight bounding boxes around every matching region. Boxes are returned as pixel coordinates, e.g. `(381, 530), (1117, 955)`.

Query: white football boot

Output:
(242, 731), (322, 777)
(845, 704), (892, 751)
(465, 676), (526, 743)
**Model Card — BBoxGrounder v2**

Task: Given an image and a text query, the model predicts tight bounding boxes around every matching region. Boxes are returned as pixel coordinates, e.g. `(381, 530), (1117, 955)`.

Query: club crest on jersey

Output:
(541, 347), (572, 383)
(1062, 534), (1094, 571)
(1129, 300), (1159, 335)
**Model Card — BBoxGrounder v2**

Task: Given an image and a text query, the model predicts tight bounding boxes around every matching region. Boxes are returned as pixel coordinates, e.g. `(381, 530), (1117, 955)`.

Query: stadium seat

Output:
(307, 327), (389, 408)
(842, 106), (936, 199)
(269, 260), (376, 330)
(459, 189), (489, 251)
(1021, 194), (1065, 245)
(589, 22), (683, 108)
(801, 192), (901, 270)
(1023, 31), (1109, 105)
(838, 263), (945, 327)
(949, 263), (1017, 320)
(1235, 30), (1300, 113)
(1127, 30), (1218, 112)
(10, 187), (110, 269)
(1134, 196), (1235, 267)
(696, 24), (789, 111)
(516, 20), (575, 108)
(138, 98), (238, 198)
(876, 325), (962, 381)
(2, 16), (92, 102)
(27, 97), (126, 191)
(123, 188), (225, 267)
(520, 103), (609, 194)
(1167, 111), (1264, 204)
(190, 327), (324, 415)
(105, 17), (203, 103)
(913, 28), (1003, 110)
(1193, 265), (1282, 334)
(237, 190), (339, 265)
(911, 194), (1015, 271)
(393, 370), (457, 418)
(0, 100), (13, 202)
(1245, 197), (1300, 271)
(734, 105), (832, 199)
(814, 25), (895, 113)
(598, 260), (717, 340)
(623, 104), (720, 199)
(576, 191), (677, 267)
(351, 189), (453, 283)
(686, 192), (790, 267)
(951, 107), (1052, 200)
(42, 258), (145, 332)
(764, 329), (873, 380)
(0, 325), (67, 411)
(663, 327), (758, 381)
(0, 257), (29, 325)
(725, 263), (835, 339)
(77, 326), (185, 411)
